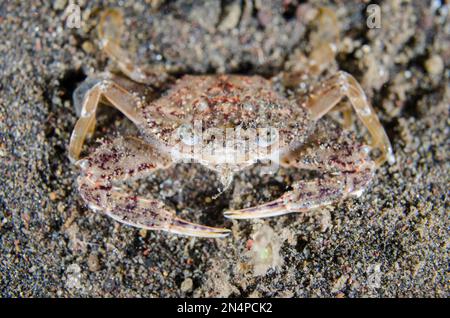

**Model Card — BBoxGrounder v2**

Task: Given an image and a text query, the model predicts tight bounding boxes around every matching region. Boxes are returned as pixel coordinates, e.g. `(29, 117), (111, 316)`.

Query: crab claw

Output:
(224, 198), (291, 219)
(168, 217), (231, 238)
(225, 163), (376, 220)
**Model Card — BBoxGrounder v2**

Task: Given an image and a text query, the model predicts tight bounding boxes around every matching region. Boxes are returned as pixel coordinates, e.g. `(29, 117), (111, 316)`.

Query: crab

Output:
(69, 8), (394, 238)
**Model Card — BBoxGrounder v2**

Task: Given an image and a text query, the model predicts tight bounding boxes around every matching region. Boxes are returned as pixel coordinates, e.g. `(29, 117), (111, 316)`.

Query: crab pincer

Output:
(77, 137), (230, 238)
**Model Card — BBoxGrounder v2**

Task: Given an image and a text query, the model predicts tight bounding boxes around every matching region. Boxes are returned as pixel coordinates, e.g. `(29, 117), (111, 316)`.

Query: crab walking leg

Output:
(307, 7), (341, 76)
(283, 7), (339, 86)
(98, 8), (166, 84)
(304, 71), (394, 165)
(225, 120), (376, 219)
(77, 136), (230, 238)
(69, 79), (145, 162)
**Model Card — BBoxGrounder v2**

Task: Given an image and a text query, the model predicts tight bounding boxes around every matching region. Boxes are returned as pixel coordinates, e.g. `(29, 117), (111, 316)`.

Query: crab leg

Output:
(97, 8), (167, 84)
(283, 7), (340, 86)
(68, 78), (148, 162)
(225, 120), (375, 219)
(78, 136), (230, 238)
(304, 71), (394, 165)
(307, 7), (340, 76)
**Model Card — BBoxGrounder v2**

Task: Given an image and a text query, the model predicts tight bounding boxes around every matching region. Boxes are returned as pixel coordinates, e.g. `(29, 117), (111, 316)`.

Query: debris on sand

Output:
(247, 225), (284, 276)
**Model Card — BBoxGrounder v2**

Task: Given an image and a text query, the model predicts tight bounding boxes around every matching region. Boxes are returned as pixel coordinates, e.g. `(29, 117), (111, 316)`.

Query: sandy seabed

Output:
(0, 1), (448, 297)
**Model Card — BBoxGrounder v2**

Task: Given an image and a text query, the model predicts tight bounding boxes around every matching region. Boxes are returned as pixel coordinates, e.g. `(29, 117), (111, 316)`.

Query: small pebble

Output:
(218, 3), (241, 31)
(87, 253), (101, 272)
(180, 278), (193, 292)
(57, 202), (65, 213)
(139, 228), (147, 238)
(53, 0), (67, 11)
(49, 192), (57, 201)
(82, 41), (94, 54)
(424, 55), (444, 75)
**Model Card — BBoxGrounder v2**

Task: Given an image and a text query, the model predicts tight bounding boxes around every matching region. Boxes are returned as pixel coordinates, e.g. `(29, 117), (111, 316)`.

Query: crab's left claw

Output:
(77, 136), (231, 238)
(100, 192), (231, 238)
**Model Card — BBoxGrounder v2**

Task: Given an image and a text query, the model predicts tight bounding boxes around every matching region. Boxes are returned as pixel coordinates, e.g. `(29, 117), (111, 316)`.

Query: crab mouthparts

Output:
(214, 165), (236, 194)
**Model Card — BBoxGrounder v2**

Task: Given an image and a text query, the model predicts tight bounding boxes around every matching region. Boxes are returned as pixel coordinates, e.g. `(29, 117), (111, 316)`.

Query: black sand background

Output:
(0, 0), (448, 297)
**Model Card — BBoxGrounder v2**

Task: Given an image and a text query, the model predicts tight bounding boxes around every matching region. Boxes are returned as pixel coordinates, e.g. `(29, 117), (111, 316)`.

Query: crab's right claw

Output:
(169, 218), (231, 238)
(224, 198), (291, 219)
(99, 193), (231, 239)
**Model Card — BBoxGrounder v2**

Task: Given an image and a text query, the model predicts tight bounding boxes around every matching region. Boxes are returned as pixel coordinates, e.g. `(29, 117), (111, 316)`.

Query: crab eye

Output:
(177, 124), (199, 146)
(257, 127), (279, 147)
